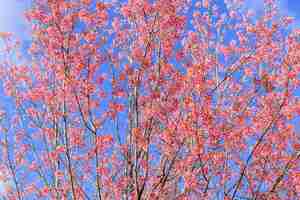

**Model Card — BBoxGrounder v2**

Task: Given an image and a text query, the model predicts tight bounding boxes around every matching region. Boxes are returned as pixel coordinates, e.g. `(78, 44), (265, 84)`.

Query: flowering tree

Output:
(0, 0), (300, 199)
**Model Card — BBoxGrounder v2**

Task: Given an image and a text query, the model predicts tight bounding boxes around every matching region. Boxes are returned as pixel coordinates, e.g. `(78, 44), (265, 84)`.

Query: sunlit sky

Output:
(0, 0), (31, 37)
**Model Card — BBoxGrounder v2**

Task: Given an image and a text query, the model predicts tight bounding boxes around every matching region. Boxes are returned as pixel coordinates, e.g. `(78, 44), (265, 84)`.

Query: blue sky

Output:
(0, 0), (31, 38)
(284, 0), (300, 18)
(242, 0), (300, 25)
